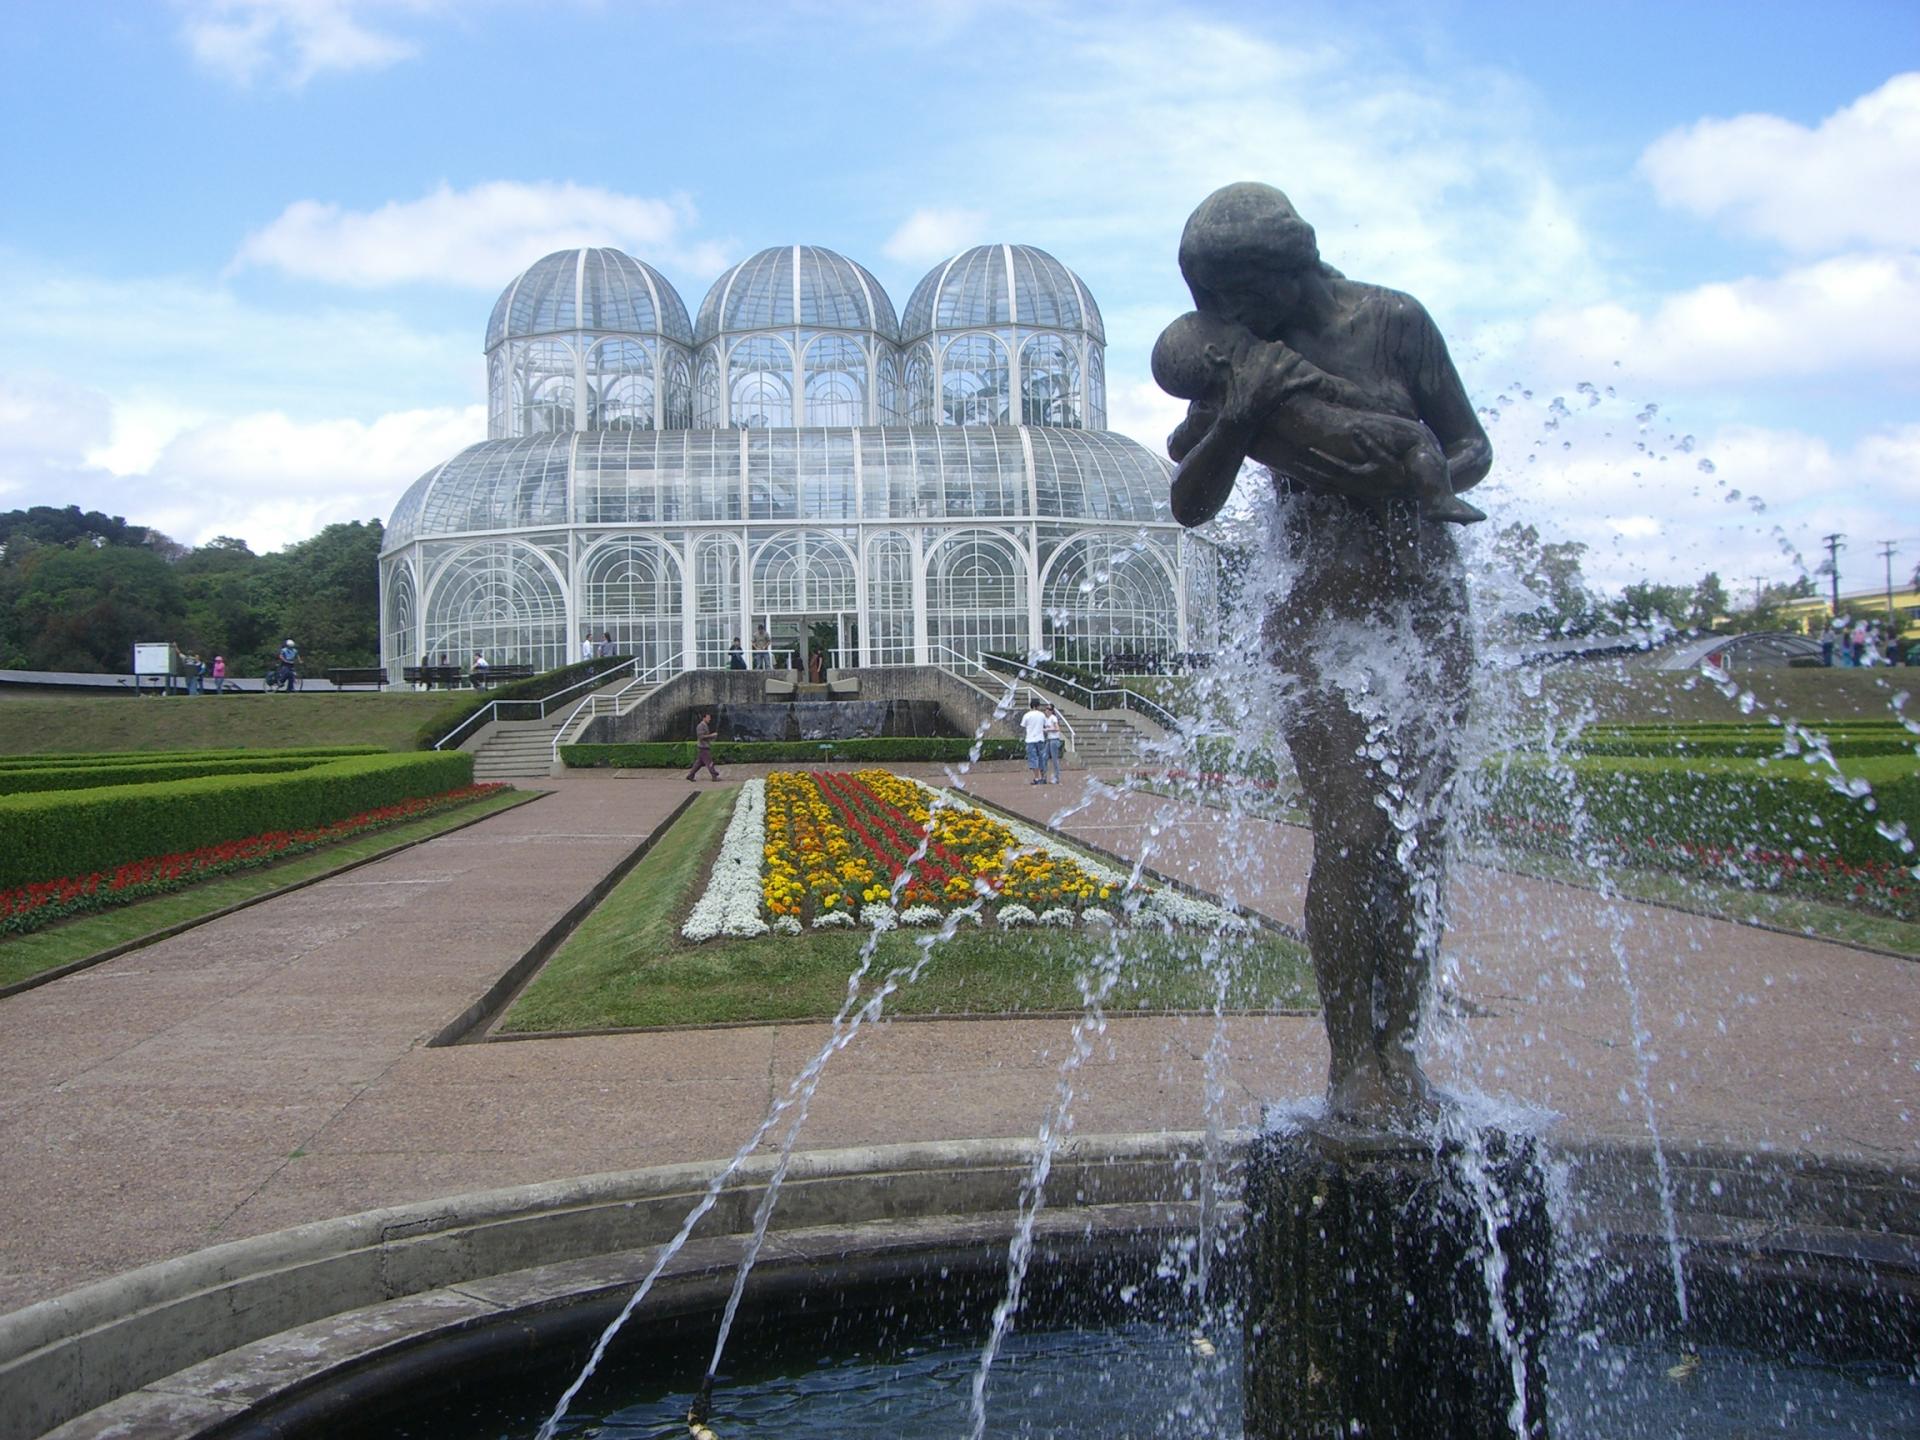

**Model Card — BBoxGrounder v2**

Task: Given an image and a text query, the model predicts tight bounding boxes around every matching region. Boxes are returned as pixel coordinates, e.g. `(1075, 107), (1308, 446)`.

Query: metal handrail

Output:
(550, 650), (686, 765)
(432, 656), (643, 752)
(980, 653), (1180, 732)
(926, 645), (1074, 752)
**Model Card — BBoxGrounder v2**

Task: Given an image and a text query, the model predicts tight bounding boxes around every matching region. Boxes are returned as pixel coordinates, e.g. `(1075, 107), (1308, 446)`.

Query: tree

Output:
(1487, 523), (1595, 635)
(9, 543), (185, 672)
(1690, 572), (1729, 629)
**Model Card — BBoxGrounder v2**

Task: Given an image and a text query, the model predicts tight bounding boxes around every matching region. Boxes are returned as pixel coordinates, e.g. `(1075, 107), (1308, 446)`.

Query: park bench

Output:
(325, 667), (388, 690)
(470, 664), (536, 687)
(403, 665), (467, 689)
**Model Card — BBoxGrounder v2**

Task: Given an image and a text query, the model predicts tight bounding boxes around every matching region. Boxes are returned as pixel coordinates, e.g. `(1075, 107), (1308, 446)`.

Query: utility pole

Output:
(1823, 532), (1846, 615)
(1881, 540), (1899, 629)
(1751, 575), (1766, 609)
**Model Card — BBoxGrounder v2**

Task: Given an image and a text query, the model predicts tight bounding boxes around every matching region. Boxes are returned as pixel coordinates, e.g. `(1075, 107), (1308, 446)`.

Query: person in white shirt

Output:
(1020, 699), (1049, 784)
(582, 635), (596, 664)
(1041, 703), (1064, 783)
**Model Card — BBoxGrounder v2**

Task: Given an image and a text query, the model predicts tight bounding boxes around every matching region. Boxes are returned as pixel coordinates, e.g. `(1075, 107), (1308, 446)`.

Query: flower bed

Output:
(681, 769), (1245, 938)
(0, 784), (507, 936)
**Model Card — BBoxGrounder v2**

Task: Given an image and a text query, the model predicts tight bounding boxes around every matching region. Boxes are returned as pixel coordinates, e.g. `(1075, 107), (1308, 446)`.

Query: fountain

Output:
(4, 189), (1918, 1440)
(1154, 179), (1552, 1438)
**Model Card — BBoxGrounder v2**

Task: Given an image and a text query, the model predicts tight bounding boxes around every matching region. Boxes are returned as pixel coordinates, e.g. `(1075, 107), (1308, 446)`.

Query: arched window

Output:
(940, 334), (1010, 427)
(750, 530), (856, 615)
(693, 534), (741, 666)
(728, 336), (794, 428)
(875, 350), (902, 426)
(580, 538), (681, 668)
(1086, 345), (1107, 429)
(865, 531), (915, 666)
(803, 335), (868, 426)
(694, 347), (723, 428)
(1019, 334), (1081, 427)
(1040, 534), (1176, 667)
(664, 351), (693, 429)
(589, 338), (655, 430)
(927, 529), (1026, 662)
(514, 339), (576, 435)
(487, 351), (509, 439)
(904, 342), (935, 425)
(423, 540), (567, 673)
(382, 559), (417, 672)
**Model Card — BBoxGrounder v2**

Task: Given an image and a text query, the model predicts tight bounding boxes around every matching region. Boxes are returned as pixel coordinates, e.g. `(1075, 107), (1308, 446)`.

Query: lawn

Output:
(0, 692), (456, 756)
(0, 787), (533, 990)
(500, 785), (1314, 1032)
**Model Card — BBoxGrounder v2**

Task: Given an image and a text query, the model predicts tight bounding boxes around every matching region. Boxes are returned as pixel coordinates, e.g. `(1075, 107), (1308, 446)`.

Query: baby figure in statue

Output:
(1152, 308), (1485, 525)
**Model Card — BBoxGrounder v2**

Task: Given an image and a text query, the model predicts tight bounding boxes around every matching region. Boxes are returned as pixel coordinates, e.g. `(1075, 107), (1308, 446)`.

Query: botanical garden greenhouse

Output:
(380, 243), (1219, 678)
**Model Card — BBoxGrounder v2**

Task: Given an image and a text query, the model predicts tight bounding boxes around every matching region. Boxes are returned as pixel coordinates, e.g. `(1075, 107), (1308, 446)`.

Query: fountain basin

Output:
(4, 1134), (1915, 1439)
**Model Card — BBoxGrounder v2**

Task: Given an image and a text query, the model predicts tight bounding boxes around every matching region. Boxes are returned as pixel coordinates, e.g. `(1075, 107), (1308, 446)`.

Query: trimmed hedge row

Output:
(0, 745), (383, 772)
(561, 737), (1026, 768)
(1479, 752), (1920, 863)
(415, 656), (633, 750)
(0, 750), (475, 889)
(0, 755), (339, 796)
(1571, 733), (1917, 760)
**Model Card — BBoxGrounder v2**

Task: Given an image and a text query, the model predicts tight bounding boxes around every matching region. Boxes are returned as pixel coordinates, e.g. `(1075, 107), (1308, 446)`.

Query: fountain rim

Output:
(5, 1129), (1915, 1440)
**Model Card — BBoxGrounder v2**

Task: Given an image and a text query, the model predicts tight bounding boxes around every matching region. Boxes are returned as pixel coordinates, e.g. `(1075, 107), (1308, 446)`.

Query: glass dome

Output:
(694, 246), (898, 342)
(900, 244), (1104, 344)
(485, 249), (696, 439)
(898, 245), (1106, 430)
(485, 248), (694, 351)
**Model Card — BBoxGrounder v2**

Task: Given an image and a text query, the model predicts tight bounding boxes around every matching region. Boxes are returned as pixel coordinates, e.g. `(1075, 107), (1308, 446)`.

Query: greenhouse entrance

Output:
(762, 614), (857, 675)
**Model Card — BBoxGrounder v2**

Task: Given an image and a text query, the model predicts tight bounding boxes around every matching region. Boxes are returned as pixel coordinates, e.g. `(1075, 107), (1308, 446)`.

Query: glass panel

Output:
(927, 528), (1027, 663)
(1040, 532), (1177, 666)
(940, 334), (1010, 427)
(422, 539), (568, 672)
(579, 536), (682, 668)
(728, 336), (795, 427)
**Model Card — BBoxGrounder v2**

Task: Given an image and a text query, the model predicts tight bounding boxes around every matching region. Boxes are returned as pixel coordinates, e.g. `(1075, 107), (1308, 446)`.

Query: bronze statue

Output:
(1156, 182), (1492, 1126)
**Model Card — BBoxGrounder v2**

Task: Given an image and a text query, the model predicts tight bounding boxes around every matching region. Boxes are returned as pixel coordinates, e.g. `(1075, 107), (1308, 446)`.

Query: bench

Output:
(471, 664), (535, 687)
(325, 667), (388, 690)
(403, 665), (467, 689)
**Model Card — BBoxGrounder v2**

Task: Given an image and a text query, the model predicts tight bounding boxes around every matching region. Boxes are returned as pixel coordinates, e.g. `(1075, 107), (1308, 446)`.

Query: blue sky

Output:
(1, 0), (1916, 596)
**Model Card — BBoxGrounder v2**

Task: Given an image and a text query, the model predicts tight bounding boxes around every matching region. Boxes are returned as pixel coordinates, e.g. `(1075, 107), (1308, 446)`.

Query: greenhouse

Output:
(381, 243), (1217, 677)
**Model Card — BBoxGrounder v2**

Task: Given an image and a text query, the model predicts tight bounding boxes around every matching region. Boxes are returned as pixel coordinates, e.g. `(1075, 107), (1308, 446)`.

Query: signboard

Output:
(133, 643), (183, 677)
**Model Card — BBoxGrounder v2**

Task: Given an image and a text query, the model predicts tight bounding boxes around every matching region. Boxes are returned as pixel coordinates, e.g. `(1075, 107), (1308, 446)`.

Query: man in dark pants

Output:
(687, 712), (721, 782)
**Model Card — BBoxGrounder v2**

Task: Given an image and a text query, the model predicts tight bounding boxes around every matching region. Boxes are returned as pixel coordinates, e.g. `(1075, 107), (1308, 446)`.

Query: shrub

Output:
(0, 755), (341, 796)
(0, 745), (382, 772)
(560, 738), (1025, 768)
(1477, 752), (1920, 866)
(0, 751), (475, 889)
(414, 656), (632, 750)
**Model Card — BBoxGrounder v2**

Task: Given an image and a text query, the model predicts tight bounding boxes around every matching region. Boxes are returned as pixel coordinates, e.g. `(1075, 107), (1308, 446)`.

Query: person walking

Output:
(687, 712), (721, 781)
(210, 655), (226, 694)
(1042, 703), (1065, 783)
(1020, 697), (1048, 784)
(470, 651), (490, 686)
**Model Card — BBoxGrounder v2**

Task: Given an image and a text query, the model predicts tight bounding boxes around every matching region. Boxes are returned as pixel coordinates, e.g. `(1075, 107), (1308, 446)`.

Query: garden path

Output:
(0, 765), (1914, 1316)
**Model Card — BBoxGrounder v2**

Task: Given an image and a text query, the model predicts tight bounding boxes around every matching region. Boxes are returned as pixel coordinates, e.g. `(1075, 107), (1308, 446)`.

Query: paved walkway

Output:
(1, 765), (1916, 1313)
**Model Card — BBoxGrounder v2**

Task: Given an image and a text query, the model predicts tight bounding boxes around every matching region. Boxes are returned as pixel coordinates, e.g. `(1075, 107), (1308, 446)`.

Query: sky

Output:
(1, 0), (1916, 599)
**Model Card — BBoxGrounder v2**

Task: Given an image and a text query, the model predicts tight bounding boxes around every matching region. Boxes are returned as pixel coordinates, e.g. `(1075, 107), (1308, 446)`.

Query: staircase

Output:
(469, 716), (573, 782)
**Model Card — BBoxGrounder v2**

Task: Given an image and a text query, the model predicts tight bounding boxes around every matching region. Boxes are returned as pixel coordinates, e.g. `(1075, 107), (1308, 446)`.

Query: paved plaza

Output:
(1, 764), (1915, 1313)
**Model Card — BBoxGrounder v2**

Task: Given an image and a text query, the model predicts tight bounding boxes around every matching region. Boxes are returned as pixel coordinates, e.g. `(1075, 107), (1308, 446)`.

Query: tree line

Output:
(0, 506), (382, 677)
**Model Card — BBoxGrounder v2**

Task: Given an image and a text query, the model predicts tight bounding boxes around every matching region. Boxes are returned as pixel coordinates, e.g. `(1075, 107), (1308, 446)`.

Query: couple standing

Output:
(1020, 698), (1064, 784)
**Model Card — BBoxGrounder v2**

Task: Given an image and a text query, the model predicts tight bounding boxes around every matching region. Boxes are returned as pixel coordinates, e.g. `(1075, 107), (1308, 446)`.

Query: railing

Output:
(432, 656), (647, 752)
(550, 650), (687, 766)
(979, 654), (1180, 732)
(927, 645), (1074, 753)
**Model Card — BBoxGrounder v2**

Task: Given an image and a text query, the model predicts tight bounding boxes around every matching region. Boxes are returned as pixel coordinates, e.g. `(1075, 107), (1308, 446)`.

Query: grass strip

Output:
(501, 785), (1313, 1032)
(0, 787), (534, 990)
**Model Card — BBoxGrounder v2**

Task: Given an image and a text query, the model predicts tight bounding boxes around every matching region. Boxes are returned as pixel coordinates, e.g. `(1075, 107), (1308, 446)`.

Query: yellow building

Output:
(1778, 585), (1920, 637)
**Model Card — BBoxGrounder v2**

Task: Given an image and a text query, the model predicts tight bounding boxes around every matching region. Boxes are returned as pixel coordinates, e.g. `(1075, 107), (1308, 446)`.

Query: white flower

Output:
(773, 915), (802, 935)
(812, 909), (856, 929)
(998, 904), (1037, 927)
(861, 903), (899, 932)
(899, 904), (944, 926)
(681, 780), (769, 942)
(1081, 908), (1115, 925)
(1038, 907), (1076, 928)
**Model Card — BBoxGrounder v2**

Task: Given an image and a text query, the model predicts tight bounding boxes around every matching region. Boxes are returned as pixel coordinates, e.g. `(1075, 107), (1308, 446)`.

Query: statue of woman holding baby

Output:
(1156, 182), (1493, 1126)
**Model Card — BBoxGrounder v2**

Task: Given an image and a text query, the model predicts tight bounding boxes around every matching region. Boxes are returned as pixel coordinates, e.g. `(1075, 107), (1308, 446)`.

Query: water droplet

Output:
(1697, 459), (1716, 474)
(1677, 434), (1696, 453)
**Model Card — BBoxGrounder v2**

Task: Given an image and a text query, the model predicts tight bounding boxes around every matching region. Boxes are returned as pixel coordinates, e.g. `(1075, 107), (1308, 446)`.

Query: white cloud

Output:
(234, 181), (725, 289)
(1641, 72), (1920, 252)
(1525, 251), (1920, 385)
(881, 208), (990, 266)
(178, 0), (427, 88)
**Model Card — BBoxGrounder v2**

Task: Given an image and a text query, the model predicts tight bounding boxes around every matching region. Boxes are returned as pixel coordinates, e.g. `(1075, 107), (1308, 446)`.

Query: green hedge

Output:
(1478, 752), (1920, 863)
(0, 750), (475, 889)
(0, 746), (383, 773)
(1571, 733), (1916, 760)
(414, 657), (633, 750)
(0, 755), (341, 796)
(561, 737), (1026, 768)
